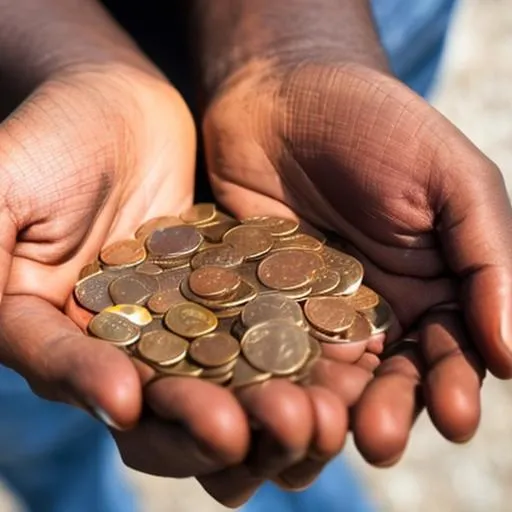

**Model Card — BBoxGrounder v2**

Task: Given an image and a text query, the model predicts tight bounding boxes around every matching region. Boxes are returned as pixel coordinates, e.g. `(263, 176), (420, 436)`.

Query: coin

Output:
(272, 233), (323, 252)
(309, 268), (341, 295)
(142, 317), (166, 334)
(74, 272), (115, 313)
(344, 313), (373, 342)
(164, 301), (218, 338)
(135, 262), (163, 276)
(78, 260), (101, 280)
(345, 285), (379, 311)
(146, 225), (203, 258)
(242, 216), (299, 237)
(147, 289), (184, 315)
(100, 239), (146, 268)
(241, 319), (310, 376)
(202, 358), (238, 378)
(204, 371), (234, 385)
(180, 203), (217, 225)
(304, 296), (356, 334)
(199, 219), (239, 243)
(156, 268), (190, 291)
(363, 297), (394, 335)
(188, 266), (241, 299)
(257, 250), (323, 290)
(189, 332), (240, 367)
(155, 359), (203, 377)
(135, 216), (183, 241)
(137, 331), (188, 366)
(191, 244), (244, 270)
(109, 274), (159, 305)
(103, 304), (153, 326)
(215, 306), (244, 319)
(230, 356), (272, 389)
(88, 312), (140, 346)
(321, 247), (363, 295)
(148, 256), (190, 270)
(223, 225), (274, 260)
(181, 279), (256, 311)
(241, 293), (304, 328)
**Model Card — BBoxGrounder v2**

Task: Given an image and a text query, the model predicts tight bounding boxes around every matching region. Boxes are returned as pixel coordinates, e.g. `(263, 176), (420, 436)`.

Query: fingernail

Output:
(89, 405), (125, 431)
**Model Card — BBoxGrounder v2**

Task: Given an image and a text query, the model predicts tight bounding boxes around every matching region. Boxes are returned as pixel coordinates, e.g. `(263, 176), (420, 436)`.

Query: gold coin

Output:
(309, 327), (346, 344)
(304, 296), (356, 334)
(345, 285), (379, 311)
(74, 272), (115, 313)
(199, 219), (239, 243)
(344, 313), (373, 342)
(201, 358), (238, 378)
(241, 216), (299, 237)
(164, 301), (218, 338)
(272, 233), (323, 252)
(100, 239), (146, 268)
(203, 371), (234, 385)
(229, 356), (272, 389)
(189, 332), (240, 367)
(241, 293), (304, 328)
(321, 247), (363, 295)
(147, 289), (184, 315)
(257, 250), (323, 290)
(137, 331), (188, 366)
(109, 274), (159, 305)
(78, 260), (102, 280)
(155, 359), (203, 377)
(146, 225), (203, 259)
(309, 268), (341, 296)
(180, 203), (217, 225)
(223, 225), (274, 260)
(148, 256), (190, 270)
(274, 285), (313, 301)
(191, 244), (244, 269)
(103, 304), (153, 326)
(188, 266), (241, 299)
(135, 262), (163, 276)
(135, 216), (183, 241)
(362, 297), (394, 335)
(88, 312), (140, 346)
(241, 319), (310, 376)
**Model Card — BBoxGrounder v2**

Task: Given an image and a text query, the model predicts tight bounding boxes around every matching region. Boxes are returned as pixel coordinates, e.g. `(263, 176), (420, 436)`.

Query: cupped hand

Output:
(202, 61), (512, 465)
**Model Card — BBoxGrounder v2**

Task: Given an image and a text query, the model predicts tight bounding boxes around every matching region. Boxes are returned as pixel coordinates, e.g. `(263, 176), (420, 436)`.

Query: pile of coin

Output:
(74, 204), (393, 388)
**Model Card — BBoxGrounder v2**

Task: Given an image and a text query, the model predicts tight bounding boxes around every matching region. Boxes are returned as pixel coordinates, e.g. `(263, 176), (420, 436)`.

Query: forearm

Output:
(190, 0), (389, 98)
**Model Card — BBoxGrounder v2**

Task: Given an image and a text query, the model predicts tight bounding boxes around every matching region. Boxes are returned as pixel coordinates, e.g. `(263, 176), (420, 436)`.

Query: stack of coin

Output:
(74, 204), (393, 388)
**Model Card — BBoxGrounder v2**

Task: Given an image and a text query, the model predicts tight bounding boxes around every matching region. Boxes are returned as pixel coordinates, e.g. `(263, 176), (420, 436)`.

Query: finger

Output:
(320, 340), (368, 363)
(236, 379), (314, 477)
(420, 312), (484, 442)
(356, 352), (381, 373)
(0, 295), (141, 429)
(145, 377), (250, 466)
(352, 343), (424, 466)
(0, 215), (15, 303)
(439, 160), (512, 378)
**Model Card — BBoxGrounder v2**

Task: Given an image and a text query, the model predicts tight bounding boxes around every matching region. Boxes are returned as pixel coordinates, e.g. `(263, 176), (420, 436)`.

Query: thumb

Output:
(0, 294), (142, 429)
(439, 157), (512, 378)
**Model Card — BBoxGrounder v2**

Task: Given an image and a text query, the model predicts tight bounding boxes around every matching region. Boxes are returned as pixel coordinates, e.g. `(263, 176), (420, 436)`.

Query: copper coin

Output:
(109, 274), (159, 305)
(103, 304), (153, 326)
(242, 216), (299, 237)
(191, 244), (244, 269)
(156, 268), (190, 291)
(164, 301), (218, 338)
(309, 268), (341, 296)
(188, 266), (241, 299)
(135, 216), (183, 241)
(181, 279), (256, 311)
(345, 285), (379, 311)
(321, 247), (363, 295)
(362, 297), (394, 335)
(189, 332), (240, 367)
(257, 250), (323, 290)
(155, 359), (203, 377)
(180, 203), (217, 225)
(146, 225), (203, 258)
(230, 356), (272, 389)
(304, 296), (356, 334)
(135, 262), (163, 276)
(137, 331), (188, 366)
(78, 260), (102, 280)
(100, 239), (146, 268)
(223, 225), (274, 260)
(344, 313), (373, 342)
(74, 272), (115, 313)
(147, 289), (184, 315)
(199, 219), (239, 243)
(272, 233), (323, 252)
(88, 312), (140, 346)
(241, 293), (304, 328)
(201, 358), (238, 378)
(203, 371), (234, 385)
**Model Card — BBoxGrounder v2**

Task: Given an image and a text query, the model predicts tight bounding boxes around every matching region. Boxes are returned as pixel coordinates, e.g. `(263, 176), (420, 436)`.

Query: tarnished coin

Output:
(156, 268), (190, 291)
(74, 272), (115, 313)
(272, 233), (323, 252)
(241, 293), (304, 328)
(147, 289), (184, 315)
(237, 261), (273, 293)
(304, 296), (356, 334)
(155, 359), (203, 377)
(188, 266), (241, 299)
(109, 274), (159, 305)
(199, 220), (239, 243)
(189, 332), (240, 367)
(180, 203), (217, 225)
(223, 225), (274, 260)
(146, 225), (203, 258)
(191, 244), (244, 269)
(257, 250), (323, 290)
(202, 358), (238, 378)
(135, 262), (163, 276)
(78, 260), (102, 280)
(309, 268), (341, 296)
(345, 285), (379, 311)
(242, 216), (299, 237)
(142, 317), (166, 334)
(164, 301), (218, 338)
(100, 239), (146, 268)
(215, 306), (244, 319)
(321, 247), (363, 295)
(137, 331), (188, 366)
(344, 313), (373, 342)
(103, 304), (153, 326)
(135, 216), (183, 241)
(241, 319), (310, 376)
(362, 297), (394, 335)
(149, 256), (190, 271)
(88, 312), (140, 346)
(230, 356), (272, 389)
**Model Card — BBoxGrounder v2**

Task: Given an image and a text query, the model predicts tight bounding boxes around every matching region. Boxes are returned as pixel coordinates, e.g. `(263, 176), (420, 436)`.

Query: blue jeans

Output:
(0, 1), (457, 510)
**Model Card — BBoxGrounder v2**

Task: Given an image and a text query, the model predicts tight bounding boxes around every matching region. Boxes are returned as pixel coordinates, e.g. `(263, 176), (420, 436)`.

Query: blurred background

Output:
(2, 0), (512, 510)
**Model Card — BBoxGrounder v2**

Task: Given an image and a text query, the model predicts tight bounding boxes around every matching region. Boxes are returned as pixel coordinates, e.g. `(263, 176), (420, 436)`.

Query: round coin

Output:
(88, 312), (140, 346)
(241, 293), (304, 328)
(191, 244), (244, 269)
(189, 332), (240, 367)
(321, 247), (363, 295)
(223, 225), (274, 260)
(344, 313), (373, 342)
(135, 216), (183, 241)
(155, 359), (203, 377)
(74, 272), (115, 313)
(362, 297), (394, 335)
(188, 266), (241, 299)
(109, 274), (159, 305)
(199, 219), (239, 243)
(272, 233), (323, 252)
(164, 301), (218, 338)
(137, 331), (188, 366)
(78, 260), (102, 280)
(146, 225), (203, 258)
(203, 371), (234, 385)
(309, 268), (341, 296)
(201, 358), (238, 378)
(242, 216), (299, 237)
(180, 203), (216, 225)
(156, 268), (190, 291)
(103, 304), (153, 326)
(304, 296), (356, 334)
(241, 319), (310, 376)
(229, 356), (272, 389)
(100, 239), (146, 268)
(345, 285), (379, 311)
(147, 289), (184, 315)
(135, 262), (163, 276)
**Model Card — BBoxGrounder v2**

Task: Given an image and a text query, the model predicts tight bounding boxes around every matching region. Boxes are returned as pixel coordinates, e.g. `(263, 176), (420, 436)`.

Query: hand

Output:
(203, 61), (512, 466)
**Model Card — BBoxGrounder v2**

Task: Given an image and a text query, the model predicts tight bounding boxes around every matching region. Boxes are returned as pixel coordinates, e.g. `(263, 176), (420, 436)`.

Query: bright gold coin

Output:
(88, 312), (140, 346)
(155, 359), (203, 377)
(100, 239), (146, 268)
(309, 268), (341, 296)
(241, 216), (299, 237)
(137, 331), (188, 366)
(304, 296), (356, 334)
(241, 293), (304, 328)
(362, 297), (394, 335)
(345, 285), (379, 311)
(344, 313), (373, 342)
(135, 216), (183, 241)
(321, 247), (363, 295)
(103, 304), (153, 326)
(189, 332), (240, 367)
(223, 225), (274, 260)
(180, 203), (217, 225)
(164, 301), (218, 338)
